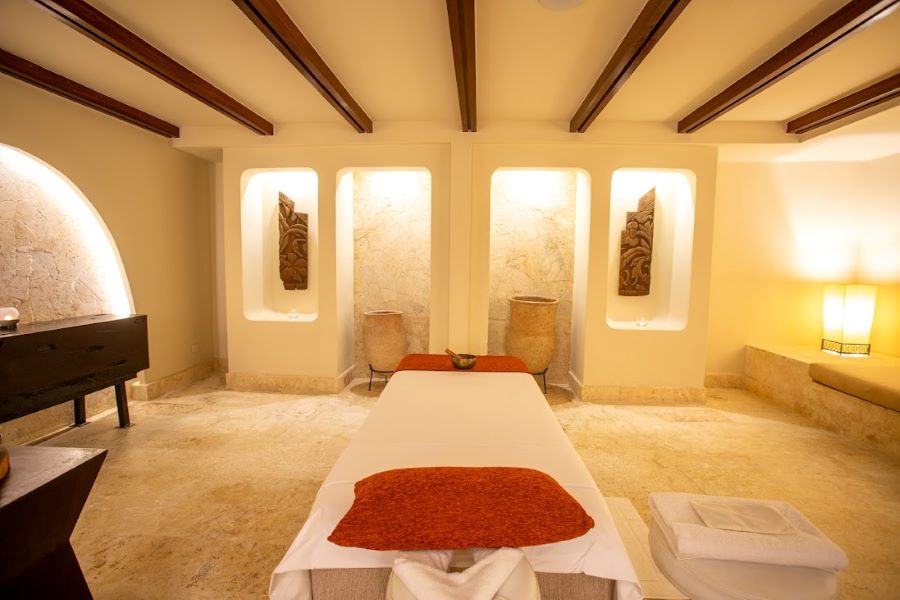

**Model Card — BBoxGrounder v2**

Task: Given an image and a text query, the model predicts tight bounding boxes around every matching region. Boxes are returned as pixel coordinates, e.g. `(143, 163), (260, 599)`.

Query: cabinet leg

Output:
(73, 396), (86, 426)
(114, 382), (131, 428)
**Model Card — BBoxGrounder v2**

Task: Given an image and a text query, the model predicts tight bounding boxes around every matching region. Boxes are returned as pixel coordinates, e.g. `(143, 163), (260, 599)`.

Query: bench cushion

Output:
(809, 362), (900, 413)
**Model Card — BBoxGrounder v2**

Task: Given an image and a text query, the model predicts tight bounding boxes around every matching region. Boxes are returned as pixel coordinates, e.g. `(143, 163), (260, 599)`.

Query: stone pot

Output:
(504, 295), (559, 373)
(364, 310), (408, 372)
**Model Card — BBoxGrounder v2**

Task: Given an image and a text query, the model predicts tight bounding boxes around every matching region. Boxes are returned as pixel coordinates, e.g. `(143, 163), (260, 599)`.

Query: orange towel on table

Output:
(395, 354), (530, 373)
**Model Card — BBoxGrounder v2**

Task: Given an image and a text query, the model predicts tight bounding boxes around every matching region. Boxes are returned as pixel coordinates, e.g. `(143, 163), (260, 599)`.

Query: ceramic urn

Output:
(504, 295), (559, 374)
(363, 310), (408, 372)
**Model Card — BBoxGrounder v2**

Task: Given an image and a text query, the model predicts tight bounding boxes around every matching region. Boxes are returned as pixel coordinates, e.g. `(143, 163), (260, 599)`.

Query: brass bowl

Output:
(451, 353), (477, 369)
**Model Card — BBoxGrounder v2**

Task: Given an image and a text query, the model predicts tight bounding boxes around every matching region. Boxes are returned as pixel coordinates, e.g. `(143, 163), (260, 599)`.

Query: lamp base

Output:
(821, 339), (870, 356)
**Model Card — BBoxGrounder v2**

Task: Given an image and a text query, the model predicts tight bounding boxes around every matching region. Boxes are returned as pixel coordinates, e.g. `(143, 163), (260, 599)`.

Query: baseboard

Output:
(337, 364), (355, 383)
(225, 370), (351, 395)
(581, 385), (706, 405)
(703, 373), (746, 389)
(132, 359), (215, 401)
(567, 370), (584, 400)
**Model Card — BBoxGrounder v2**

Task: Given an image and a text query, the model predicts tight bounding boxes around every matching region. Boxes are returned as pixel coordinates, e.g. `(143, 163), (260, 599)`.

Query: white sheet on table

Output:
(269, 370), (641, 600)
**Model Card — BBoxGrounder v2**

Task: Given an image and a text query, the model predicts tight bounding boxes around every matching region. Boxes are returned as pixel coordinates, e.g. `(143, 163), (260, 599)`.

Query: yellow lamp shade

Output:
(821, 284), (877, 355)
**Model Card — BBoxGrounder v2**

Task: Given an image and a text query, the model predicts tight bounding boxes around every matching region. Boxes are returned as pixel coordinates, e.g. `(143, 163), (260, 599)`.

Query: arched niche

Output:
(336, 168), (433, 377)
(0, 143), (134, 324)
(487, 168), (591, 385)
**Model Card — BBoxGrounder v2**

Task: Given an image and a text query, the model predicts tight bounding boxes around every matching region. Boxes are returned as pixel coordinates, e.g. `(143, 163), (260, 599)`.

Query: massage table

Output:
(269, 357), (641, 600)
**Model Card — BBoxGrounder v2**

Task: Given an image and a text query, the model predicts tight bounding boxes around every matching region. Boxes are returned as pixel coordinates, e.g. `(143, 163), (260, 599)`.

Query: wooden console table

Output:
(0, 445), (107, 599)
(0, 314), (148, 428)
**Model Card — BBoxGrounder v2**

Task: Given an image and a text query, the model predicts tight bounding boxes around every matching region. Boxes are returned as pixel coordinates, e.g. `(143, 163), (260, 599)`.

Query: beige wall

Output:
(0, 77), (214, 383)
(708, 156), (900, 375)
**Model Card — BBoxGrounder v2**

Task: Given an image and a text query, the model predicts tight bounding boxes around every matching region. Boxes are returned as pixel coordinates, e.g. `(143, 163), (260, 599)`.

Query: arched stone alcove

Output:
(0, 143), (133, 443)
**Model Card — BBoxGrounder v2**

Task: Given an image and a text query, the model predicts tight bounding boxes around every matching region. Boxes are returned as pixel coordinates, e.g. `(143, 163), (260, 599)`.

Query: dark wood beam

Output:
(678, 0), (900, 133)
(31, 0), (273, 135)
(570, 0), (691, 133)
(787, 71), (900, 134)
(0, 48), (179, 137)
(446, 0), (476, 132)
(231, 0), (372, 133)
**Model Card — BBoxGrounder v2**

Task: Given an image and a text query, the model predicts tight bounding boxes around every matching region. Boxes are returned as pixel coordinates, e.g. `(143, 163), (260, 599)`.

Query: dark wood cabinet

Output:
(0, 314), (149, 428)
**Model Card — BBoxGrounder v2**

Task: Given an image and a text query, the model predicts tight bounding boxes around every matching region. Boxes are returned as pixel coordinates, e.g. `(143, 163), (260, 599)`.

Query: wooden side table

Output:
(0, 446), (107, 599)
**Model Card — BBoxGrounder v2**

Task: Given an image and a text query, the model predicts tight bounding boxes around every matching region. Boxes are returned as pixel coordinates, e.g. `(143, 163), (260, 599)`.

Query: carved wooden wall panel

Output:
(278, 192), (309, 290)
(618, 187), (655, 296)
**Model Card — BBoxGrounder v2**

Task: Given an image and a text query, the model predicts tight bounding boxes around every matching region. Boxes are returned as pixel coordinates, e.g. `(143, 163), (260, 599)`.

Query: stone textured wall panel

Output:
(352, 171), (431, 377)
(0, 159), (111, 323)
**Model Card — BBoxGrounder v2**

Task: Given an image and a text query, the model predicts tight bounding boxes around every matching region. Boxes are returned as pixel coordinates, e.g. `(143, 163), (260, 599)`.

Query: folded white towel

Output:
(392, 548), (526, 600)
(691, 498), (794, 534)
(649, 492), (848, 572)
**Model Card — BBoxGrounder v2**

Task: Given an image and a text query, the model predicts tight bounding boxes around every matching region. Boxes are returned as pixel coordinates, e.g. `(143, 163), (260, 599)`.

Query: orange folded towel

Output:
(395, 354), (530, 373)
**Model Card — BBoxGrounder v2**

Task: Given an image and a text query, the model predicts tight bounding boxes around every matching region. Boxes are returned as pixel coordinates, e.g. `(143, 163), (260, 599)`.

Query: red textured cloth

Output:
(328, 466), (595, 551)
(395, 354), (530, 373)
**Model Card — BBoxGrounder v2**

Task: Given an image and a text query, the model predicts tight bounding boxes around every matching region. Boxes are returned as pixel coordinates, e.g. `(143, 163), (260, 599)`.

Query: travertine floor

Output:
(39, 376), (899, 599)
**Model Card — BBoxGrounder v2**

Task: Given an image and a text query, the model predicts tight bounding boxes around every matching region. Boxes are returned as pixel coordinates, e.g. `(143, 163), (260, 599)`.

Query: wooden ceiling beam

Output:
(570, 0), (691, 133)
(446, 0), (476, 132)
(787, 71), (900, 134)
(32, 0), (273, 135)
(678, 0), (900, 133)
(231, 0), (372, 133)
(0, 48), (179, 138)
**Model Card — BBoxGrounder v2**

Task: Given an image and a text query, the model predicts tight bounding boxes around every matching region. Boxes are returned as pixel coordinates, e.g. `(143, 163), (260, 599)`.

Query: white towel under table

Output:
(390, 548), (535, 600)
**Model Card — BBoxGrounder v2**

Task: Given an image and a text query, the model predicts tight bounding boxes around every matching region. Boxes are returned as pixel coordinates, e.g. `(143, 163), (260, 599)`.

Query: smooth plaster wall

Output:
(0, 77), (214, 383)
(352, 170), (431, 377)
(707, 156), (900, 375)
(488, 169), (576, 384)
(570, 172), (592, 386)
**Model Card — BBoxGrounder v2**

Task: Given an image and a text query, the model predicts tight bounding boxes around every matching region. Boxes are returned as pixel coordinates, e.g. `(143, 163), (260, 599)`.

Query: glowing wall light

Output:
(821, 284), (877, 355)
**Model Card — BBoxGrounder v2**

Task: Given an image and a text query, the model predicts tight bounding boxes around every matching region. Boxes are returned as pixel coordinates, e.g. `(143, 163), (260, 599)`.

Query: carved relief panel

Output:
(278, 192), (309, 290)
(618, 187), (655, 296)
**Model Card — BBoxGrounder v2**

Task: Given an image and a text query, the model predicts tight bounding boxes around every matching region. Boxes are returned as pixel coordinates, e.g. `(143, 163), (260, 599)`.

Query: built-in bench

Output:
(744, 345), (900, 458)
(809, 361), (900, 413)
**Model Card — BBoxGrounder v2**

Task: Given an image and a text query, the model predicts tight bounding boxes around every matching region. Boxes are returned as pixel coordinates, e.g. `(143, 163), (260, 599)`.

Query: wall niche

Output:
(488, 169), (590, 385)
(607, 168), (696, 331)
(240, 169), (318, 322)
(336, 169), (432, 377)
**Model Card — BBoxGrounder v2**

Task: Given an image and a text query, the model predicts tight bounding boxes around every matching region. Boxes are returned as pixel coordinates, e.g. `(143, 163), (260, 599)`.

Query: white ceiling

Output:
(1, 0), (899, 158)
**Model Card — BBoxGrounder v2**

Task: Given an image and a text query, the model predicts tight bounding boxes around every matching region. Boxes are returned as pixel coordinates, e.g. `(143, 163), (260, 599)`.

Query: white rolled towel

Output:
(649, 492), (848, 572)
(389, 547), (536, 600)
